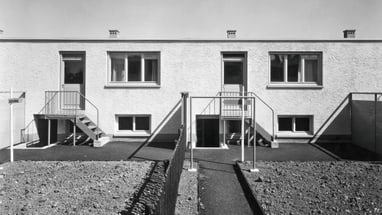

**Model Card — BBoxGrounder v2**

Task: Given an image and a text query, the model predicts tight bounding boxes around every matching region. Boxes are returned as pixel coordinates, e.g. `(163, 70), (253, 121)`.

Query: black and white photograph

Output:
(0, 0), (381, 214)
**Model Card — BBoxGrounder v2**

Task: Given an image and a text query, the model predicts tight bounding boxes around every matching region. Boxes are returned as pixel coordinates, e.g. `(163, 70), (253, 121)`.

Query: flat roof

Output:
(1, 38), (382, 43)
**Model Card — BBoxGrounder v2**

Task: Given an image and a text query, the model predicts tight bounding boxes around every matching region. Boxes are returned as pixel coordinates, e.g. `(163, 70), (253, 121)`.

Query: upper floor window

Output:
(107, 52), (160, 88)
(269, 52), (322, 87)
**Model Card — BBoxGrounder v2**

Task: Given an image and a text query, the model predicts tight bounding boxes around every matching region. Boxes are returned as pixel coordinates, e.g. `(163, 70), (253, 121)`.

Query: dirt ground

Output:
(240, 161), (382, 215)
(175, 160), (198, 215)
(0, 161), (152, 215)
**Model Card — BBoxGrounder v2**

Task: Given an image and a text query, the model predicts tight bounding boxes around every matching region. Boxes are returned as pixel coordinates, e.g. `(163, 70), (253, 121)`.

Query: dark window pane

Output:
(135, 117), (150, 130)
(119, 117), (133, 130)
(305, 59), (318, 82)
(64, 55), (84, 84)
(224, 62), (243, 84)
(128, 55), (141, 81)
(287, 55), (300, 82)
(145, 59), (158, 82)
(296, 117), (310, 131)
(270, 54), (284, 82)
(111, 58), (125, 82)
(278, 117), (292, 131)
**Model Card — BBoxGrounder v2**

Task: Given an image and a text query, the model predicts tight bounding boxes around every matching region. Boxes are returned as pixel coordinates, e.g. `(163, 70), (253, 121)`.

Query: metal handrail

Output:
(21, 91), (59, 142)
(247, 92), (275, 140)
(76, 91), (100, 140)
(218, 90), (275, 140)
(20, 90), (100, 142)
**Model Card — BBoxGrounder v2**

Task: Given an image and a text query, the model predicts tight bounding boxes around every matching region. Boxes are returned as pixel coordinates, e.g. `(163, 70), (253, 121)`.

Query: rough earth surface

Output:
(240, 161), (382, 215)
(175, 160), (198, 215)
(0, 161), (152, 215)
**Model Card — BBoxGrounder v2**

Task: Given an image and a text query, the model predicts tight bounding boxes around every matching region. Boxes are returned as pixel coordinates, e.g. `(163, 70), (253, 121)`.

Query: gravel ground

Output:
(0, 161), (152, 215)
(240, 161), (382, 215)
(175, 160), (198, 215)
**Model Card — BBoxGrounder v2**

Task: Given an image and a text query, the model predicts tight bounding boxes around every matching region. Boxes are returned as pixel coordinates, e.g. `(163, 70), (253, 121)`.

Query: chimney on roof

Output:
(227, 30), (236, 39)
(109, 30), (119, 38)
(343, 29), (356, 38)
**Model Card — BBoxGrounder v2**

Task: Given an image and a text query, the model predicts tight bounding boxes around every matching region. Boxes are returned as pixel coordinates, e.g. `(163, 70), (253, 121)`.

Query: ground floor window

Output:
(278, 115), (312, 135)
(115, 115), (151, 136)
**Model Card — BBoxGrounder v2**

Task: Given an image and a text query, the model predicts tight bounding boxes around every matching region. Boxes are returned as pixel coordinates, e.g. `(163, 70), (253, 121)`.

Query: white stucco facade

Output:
(1, 39), (382, 147)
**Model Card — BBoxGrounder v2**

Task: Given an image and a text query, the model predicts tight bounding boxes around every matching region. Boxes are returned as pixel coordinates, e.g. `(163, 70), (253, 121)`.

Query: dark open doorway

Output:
(196, 116), (220, 147)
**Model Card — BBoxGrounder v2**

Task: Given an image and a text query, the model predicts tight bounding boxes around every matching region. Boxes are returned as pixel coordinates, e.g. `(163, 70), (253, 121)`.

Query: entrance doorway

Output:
(222, 53), (247, 91)
(196, 116), (220, 147)
(60, 52), (85, 110)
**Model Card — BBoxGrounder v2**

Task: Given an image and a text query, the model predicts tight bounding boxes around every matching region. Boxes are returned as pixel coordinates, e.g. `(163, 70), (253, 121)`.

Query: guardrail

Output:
(21, 91), (100, 143)
(219, 91), (275, 141)
(155, 125), (186, 215)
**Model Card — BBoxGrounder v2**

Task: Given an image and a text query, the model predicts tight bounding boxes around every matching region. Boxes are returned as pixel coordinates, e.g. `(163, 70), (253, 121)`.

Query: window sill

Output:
(105, 83), (160, 89)
(267, 83), (323, 89)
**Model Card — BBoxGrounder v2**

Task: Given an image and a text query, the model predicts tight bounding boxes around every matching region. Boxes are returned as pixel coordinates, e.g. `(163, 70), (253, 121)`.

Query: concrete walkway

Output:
(191, 143), (336, 215)
(0, 141), (174, 164)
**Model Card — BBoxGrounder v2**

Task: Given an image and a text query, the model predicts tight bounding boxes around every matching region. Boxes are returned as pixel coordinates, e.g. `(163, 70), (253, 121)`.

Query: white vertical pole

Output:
(251, 97), (259, 172)
(10, 88), (14, 162)
(73, 119), (76, 146)
(48, 119), (51, 146)
(188, 97), (196, 171)
(241, 85), (245, 162)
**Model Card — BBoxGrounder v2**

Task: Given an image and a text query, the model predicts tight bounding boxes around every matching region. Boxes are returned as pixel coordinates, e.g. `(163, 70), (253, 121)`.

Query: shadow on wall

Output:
(310, 94), (381, 161)
(146, 100), (182, 149)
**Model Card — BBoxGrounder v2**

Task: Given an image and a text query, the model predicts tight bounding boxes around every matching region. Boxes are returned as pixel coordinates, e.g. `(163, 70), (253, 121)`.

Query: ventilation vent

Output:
(227, 30), (236, 39)
(343, 29), (356, 38)
(109, 30), (120, 38)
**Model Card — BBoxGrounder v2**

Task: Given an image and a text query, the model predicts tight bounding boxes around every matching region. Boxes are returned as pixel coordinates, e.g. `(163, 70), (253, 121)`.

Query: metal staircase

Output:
(194, 87), (275, 147)
(71, 114), (105, 141)
(219, 90), (275, 146)
(21, 91), (109, 147)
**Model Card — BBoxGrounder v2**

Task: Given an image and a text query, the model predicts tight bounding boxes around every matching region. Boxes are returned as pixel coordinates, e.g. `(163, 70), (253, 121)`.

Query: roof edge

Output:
(1, 38), (382, 43)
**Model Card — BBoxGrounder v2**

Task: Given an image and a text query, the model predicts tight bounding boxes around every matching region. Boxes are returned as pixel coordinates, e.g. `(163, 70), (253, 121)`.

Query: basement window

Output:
(269, 52), (322, 88)
(277, 116), (312, 135)
(115, 115), (151, 136)
(107, 52), (160, 88)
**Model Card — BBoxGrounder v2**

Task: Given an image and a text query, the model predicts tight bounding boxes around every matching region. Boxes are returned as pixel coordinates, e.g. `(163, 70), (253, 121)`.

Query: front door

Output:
(222, 53), (246, 92)
(60, 52), (85, 110)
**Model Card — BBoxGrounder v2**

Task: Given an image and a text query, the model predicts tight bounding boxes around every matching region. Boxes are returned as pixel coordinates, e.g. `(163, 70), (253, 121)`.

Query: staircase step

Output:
(80, 119), (91, 124)
(77, 115), (87, 120)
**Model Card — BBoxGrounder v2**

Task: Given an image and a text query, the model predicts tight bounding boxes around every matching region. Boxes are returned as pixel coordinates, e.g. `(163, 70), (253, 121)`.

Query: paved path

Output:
(191, 143), (336, 215)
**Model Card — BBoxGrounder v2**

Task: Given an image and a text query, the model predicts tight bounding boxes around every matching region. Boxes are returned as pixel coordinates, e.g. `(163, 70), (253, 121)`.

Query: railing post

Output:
(251, 97), (259, 172)
(375, 93), (377, 155)
(10, 88), (14, 162)
(48, 119), (51, 146)
(73, 118), (76, 146)
(241, 85), (245, 162)
(188, 95), (196, 172)
(349, 93), (353, 145)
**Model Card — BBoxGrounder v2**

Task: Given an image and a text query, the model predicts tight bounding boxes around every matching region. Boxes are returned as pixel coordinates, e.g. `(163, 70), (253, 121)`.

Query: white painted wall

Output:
(1, 40), (382, 143)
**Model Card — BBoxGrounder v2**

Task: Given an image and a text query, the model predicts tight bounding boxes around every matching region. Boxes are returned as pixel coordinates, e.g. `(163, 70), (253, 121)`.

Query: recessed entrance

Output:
(60, 52), (85, 110)
(196, 116), (220, 147)
(222, 53), (247, 91)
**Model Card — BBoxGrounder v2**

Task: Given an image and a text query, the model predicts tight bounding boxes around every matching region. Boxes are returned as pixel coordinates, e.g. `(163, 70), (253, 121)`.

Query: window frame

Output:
(114, 114), (151, 136)
(268, 52), (323, 89)
(277, 115), (313, 137)
(106, 52), (160, 88)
